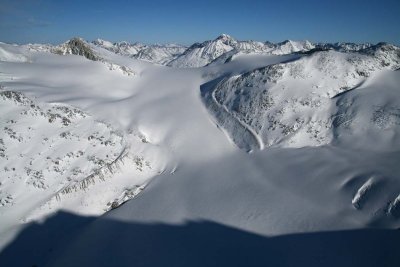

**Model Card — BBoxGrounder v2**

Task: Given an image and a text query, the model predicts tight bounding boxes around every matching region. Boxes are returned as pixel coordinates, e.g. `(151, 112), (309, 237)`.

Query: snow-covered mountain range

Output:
(93, 38), (187, 65)
(0, 35), (400, 266)
(89, 34), (376, 67)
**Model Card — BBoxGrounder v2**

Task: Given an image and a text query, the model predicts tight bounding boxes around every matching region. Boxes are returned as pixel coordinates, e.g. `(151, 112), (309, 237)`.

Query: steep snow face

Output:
(203, 48), (400, 151)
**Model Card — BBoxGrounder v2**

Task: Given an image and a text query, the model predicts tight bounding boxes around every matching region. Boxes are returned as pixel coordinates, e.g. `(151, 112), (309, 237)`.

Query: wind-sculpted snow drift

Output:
(0, 36), (400, 266)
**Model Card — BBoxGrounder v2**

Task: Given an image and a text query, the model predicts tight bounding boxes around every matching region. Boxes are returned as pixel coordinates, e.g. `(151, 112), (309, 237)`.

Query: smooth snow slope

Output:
(0, 39), (400, 266)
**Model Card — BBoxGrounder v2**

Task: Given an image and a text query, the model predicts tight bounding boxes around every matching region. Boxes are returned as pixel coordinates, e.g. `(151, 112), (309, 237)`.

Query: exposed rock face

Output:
(67, 38), (99, 61)
(53, 37), (100, 61)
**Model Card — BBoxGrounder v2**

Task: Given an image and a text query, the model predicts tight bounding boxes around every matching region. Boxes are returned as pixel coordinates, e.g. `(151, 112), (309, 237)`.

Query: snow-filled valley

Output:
(0, 35), (400, 266)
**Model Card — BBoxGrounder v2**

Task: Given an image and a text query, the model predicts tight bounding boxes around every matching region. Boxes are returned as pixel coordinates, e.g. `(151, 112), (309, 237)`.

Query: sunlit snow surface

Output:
(0, 39), (399, 266)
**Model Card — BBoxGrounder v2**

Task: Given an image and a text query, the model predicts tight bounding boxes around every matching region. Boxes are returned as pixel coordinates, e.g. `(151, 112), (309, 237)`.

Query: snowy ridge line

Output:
(211, 80), (264, 150)
(204, 54), (308, 151)
(106, 183), (148, 211)
(200, 77), (260, 152)
(331, 79), (367, 99)
(388, 194), (400, 217)
(351, 177), (377, 210)
(55, 146), (130, 199)
(25, 148), (152, 222)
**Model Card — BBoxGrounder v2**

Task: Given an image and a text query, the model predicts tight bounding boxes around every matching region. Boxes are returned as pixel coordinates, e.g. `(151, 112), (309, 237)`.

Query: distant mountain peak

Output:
(92, 38), (114, 48)
(280, 39), (293, 44)
(52, 37), (100, 61)
(116, 41), (131, 46)
(87, 36), (399, 68)
(373, 42), (398, 51)
(216, 33), (234, 40)
(215, 34), (237, 45)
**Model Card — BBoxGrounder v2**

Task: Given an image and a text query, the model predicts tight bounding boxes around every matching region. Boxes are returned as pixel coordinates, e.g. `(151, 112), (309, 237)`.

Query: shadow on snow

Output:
(0, 211), (399, 267)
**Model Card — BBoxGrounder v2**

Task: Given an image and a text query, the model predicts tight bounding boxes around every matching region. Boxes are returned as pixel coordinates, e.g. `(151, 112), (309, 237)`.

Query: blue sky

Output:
(0, 0), (399, 45)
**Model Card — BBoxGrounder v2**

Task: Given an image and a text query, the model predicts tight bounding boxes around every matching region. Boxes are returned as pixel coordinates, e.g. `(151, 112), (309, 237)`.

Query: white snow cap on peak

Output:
(217, 33), (233, 39)
(215, 34), (236, 42)
(93, 38), (114, 48)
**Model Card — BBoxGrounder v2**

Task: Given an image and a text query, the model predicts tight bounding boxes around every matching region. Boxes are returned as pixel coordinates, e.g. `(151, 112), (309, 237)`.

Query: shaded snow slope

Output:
(2, 211), (399, 267)
(95, 145), (400, 236)
(11, 145), (398, 267)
